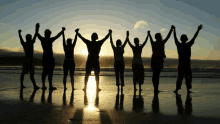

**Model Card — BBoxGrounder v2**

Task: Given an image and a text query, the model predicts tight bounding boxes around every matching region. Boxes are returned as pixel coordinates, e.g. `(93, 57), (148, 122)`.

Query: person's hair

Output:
(91, 33), (98, 41)
(44, 29), (52, 37)
(134, 38), (139, 45)
(116, 39), (122, 47)
(180, 34), (188, 43)
(26, 34), (32, 40)
(67, 38), (72, 45)
(155, 33), (163, 41)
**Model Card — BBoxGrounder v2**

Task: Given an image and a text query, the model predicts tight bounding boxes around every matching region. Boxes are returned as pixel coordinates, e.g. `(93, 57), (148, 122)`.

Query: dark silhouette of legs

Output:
(70, 73), (74, 90)
(20, 73), (26, 88)
(175, 93), (184, 114)
(114, 65), (120, 86)
(185, 93), (192, 115)
(30, 73), (39, 89)
(63, 75), (67, 90)
(185, 65), (192, 93)
(175, 63), (184, 93)
(95, 73), (100, 91)
(133, 75), (137, 91)
(41, 89), (46, 104)
(48, 71), (56, 90)
(152, 68), (161, 93)
(41, 72), (47, 89)
(29, 88), (38, 102)
(152, 92), (159, 113)
(119, 64), (125, 87)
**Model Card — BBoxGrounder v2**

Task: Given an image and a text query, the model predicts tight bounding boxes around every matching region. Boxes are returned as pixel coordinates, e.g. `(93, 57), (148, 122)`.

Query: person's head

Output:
(91, 33), (98, 41)
(25, 34), (32, 41)
(180, 34), (188, 43)
(116, 39), (122, 47)
(67, 38), (72, 45)
(134, 38), (139, 46)
(155, 33), (163, 42)
(44, 29), (52, 38)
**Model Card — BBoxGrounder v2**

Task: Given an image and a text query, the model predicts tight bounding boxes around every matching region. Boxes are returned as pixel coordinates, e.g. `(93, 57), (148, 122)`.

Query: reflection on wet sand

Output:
(115, 89), (124, 110)
(133, 91), (144, 113)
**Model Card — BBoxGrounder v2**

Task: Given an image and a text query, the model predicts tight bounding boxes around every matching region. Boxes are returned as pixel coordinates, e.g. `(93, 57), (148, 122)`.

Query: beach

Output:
(0, 72), (220, 124)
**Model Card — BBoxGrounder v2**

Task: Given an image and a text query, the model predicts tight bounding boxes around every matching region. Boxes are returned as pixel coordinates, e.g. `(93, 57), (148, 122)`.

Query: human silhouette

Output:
(132, 91), (144, 112)
(152, 92), (160, 113)
(41, 89), (46, 104)
(114, 88), (124, 110)
(62, 29), (78, 90)
(110, 31), (129, 90)
(175, 93), (192, 115)
(148, 26), (174, 93)
(76, 29), (112, 91)
(173, 25), (203, 93)
(36, 23), (65, 90)
(18, 24), (40, 89)
(127, 32), (148, 91)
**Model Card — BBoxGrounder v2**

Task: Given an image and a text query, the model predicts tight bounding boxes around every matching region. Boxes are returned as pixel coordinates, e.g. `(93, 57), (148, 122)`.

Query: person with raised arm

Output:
(173, 25), (203, 94)
(62, 28), (79, 90)
(75, 29), (112, 91)
(148, 25), (174, 93)
(127, 32), (148, 92)
(110, 31), (129, 91)
(18, 23), (40, 89)
(36, 23), (65, 90)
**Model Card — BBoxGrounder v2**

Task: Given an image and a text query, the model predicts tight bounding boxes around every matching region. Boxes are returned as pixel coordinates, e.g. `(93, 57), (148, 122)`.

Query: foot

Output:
(64, 87), (67, 90)
(72, 88), (76, 90)
(82, 88), (87, 91)
(97, 88), (101, 91)
(187, 90), (192, 94)
(49, 86), (57, 90)
(139, 89), (142, 91)
(20, 85), (26, 88)
(134, 88), (137, 92)
(34, 86), (40, 90)
(173, 90), (178, 94)
(41, 86), (47, 90)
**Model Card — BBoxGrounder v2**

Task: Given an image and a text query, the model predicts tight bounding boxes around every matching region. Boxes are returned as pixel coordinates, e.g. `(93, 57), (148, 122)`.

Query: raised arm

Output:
(141, 32), (149, 48)
(122, 31), (129, 48)
(75, 29), (90, 44)
(173, 26), (180, 46)
(62, 32), (66, 48)
(72, 28), (79, 47)
(163, 25), (174, 43)
(110, 33), (115, 49)
(127, 36), (134, 49)
(18, 29), (24, 45)
(148, 31), (154, 45)
(32, 23), (40, 43)
(189, 24), (203, 44)
(51, 27), (65, 42)
(99, 30), (112, 44)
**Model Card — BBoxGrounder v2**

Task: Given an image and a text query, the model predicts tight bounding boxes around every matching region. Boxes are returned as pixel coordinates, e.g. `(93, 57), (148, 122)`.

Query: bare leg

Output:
(70, 74), (74, 90)
(95, 74), (101, 91)
(83, 74), (89, 91)
(30, 73), (39, 89)
(48, 73), (56, 90)
(63, 75), (67, 90)
(20, 73), (26, 88)
(41, 72), (47, 89)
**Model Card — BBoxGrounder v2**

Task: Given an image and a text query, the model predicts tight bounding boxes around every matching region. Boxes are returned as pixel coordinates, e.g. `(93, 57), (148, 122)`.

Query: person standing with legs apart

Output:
(76, 29), (112, 91)
(36, 23), (65, 90)
(110, 31), (129, 91)
(62, 28), (79, 90)
(127, 32), (148, 92)
(173, 25), (203, 94)
(148, 26), (174, 93)
(18, 23), (40, 89)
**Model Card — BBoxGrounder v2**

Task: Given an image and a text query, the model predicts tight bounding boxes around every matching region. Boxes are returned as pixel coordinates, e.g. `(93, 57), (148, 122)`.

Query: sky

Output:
(0, 0), (220, 60)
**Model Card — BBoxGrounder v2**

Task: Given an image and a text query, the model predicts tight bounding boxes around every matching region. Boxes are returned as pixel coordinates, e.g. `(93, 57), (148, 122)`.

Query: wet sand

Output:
(0, 74), (220, 124)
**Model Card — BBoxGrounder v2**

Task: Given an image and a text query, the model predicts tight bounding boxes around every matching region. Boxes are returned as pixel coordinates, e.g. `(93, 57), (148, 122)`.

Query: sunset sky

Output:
(0, 0), (220, 60)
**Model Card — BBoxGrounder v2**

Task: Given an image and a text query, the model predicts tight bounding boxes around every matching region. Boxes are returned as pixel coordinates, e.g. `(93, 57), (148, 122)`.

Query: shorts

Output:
(132, 64), (145, 84)
(22, 58), (35, 74)
(63, 59), (75, 75)
(42, 57), (55, 75)
(86, 58), (100, 75)
(151, 56), (164, 69)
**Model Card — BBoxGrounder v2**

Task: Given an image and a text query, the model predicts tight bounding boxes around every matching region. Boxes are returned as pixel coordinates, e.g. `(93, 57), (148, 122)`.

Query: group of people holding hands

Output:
(19, 23), (203, 94)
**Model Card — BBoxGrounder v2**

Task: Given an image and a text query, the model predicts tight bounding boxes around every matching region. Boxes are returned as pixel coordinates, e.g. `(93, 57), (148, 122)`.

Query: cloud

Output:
(134, 21), (148, 29)
(160, 28), (167, 32)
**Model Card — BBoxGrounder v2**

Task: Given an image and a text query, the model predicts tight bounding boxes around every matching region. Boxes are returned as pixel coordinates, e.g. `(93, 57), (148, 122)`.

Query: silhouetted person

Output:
(148, 26), (174, 93)
(18, 24), (40, 89)
(76, 29), (112, 91)
(173, 25), (203, 93)
(114, 88), (124, 110)
(37, 23), (65, 90)
(110, 31), (129, 90)
(175, 93), (192, 115)
(127, 32), (148, 91)
(62, 29), (78, 90)
(152, 92), (160, 113)
(132, 91), (144, 112)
